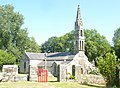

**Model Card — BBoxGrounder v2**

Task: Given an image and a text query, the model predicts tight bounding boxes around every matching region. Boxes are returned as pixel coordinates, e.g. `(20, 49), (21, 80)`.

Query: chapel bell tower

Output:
(74, 5), (85, 53)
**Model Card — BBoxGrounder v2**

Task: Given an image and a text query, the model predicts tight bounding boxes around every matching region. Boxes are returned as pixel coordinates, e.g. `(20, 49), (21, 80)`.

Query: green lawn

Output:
(49, 82), (105, 88)
(0, 81), (105, 88)
(0, 76), (105, 88)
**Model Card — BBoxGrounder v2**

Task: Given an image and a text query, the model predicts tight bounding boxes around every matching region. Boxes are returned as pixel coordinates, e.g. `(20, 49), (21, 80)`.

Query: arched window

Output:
(72, 65), (75, 76)
(82, 41), (83, 50)
(76, 41), (78, 48)
(80, 30), (83, 36)
(81, 68), (83, 74)
(80, 41), (81, 50)
(24, 62), (26, 72)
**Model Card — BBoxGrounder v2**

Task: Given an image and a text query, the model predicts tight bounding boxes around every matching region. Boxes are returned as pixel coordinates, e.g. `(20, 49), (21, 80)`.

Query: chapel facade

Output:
(20, 5), (94, 81)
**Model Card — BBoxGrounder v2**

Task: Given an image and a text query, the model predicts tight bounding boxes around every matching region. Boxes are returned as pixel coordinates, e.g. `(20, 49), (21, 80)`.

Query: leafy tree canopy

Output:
(112, 27), (120, 87)
(0, 4), (40, 65)
(41, 30), (74, 53)
(84, 29), (111, 62)
(113, 27), (120, 58)
(41, 29), (111, 63)
(0, 49), (16, 70)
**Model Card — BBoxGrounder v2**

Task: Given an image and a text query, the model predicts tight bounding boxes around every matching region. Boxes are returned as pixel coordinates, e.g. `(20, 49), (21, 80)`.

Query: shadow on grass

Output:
(48, 81), (58, 82)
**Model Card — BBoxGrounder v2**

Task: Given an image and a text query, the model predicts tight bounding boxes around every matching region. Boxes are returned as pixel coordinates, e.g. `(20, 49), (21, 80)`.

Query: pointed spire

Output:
(76, 5), (83, 26)
(74, 5), (84, 53)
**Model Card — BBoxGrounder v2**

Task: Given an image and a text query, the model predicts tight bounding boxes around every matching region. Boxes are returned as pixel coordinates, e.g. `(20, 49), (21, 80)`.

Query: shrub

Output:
(97, 52), (118, 87)
(69, 75), (75, 79)
(89, 69), (100, 75)
(0, 50), (16, 70)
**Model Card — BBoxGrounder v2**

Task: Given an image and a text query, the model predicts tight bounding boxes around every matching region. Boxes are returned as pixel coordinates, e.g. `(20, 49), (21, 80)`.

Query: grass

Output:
(0, 81), (53, 88)
(49, 82), (104, 88)
(0, 81), (104, 88)
(48, 76), (105, 88)
(0, 76), (105, 88)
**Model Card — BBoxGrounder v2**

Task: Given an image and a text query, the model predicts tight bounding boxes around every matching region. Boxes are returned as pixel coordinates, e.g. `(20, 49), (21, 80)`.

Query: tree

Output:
(26, 37), (40, 52)
(0, 4), (24, 50)
(97, 52), (118, 87)
(41, 31), (74, 53)
(0, 50), (16, 70)
(41, 36), (55, 52)
(0, 4), (40, 64)
(84, 29), (111, 63)
(113, 27), (120, 58)
(112, 27), (120, 87)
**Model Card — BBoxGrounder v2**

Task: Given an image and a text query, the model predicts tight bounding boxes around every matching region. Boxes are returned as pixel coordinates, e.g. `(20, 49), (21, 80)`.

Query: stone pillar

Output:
(57, 64), (67, 82)
(29, 65), (38, 81)
(75, 65), (81, 81)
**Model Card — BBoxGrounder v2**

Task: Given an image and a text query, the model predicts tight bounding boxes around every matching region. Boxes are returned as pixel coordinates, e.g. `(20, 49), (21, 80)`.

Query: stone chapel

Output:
(20, 5), (94, 81)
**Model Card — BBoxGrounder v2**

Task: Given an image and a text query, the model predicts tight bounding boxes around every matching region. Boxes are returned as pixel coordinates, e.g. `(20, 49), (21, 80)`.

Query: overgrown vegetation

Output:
(97, 52), (118, 87)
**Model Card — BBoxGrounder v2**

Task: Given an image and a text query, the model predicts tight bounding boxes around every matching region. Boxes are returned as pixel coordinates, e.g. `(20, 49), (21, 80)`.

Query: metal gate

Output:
(38, 68), (48, 82)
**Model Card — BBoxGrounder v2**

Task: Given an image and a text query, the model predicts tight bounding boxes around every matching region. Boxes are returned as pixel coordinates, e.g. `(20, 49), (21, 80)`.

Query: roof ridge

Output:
(25, 52), (31, 59)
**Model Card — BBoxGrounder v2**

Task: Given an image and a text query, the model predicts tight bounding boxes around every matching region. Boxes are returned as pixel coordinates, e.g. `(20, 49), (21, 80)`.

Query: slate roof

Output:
(25, 52), (75, 60)
(47, 52), (74, 57)
(46, 56), (66, 61)
(25, 52), (45, 60)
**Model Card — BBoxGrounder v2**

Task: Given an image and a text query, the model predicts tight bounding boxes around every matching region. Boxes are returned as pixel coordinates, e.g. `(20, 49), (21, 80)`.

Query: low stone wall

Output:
(78, 74), (105, 85)
(2, 65), (18, 82)
(86, 74), (105, 85)
(16, 75), (27, 81)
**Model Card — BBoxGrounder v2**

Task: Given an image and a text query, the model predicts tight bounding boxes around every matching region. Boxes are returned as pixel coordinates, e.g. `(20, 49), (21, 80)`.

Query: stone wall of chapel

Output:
(20, 54), (29, 74)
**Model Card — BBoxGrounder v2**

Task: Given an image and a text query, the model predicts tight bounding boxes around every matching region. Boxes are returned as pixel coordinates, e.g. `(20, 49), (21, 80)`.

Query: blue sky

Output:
(0, 0), (120, 45)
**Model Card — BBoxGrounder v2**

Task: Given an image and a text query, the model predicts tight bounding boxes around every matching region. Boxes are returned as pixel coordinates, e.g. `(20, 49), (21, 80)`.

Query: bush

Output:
(0, 50), (16, 70)
(69, 75), (75, 79)
(112, 85), (117, 88)
(97, 52), (118, 87)
(89, 69), (100, 75)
